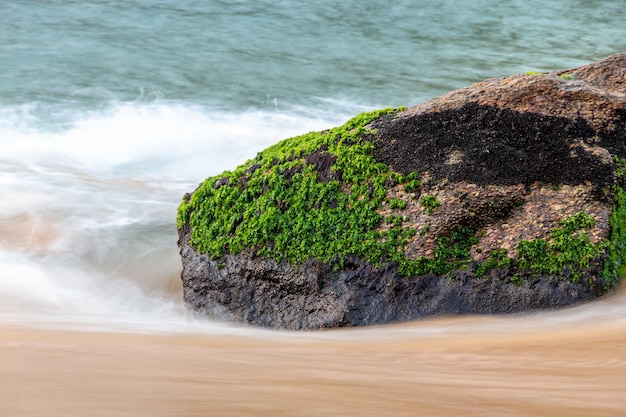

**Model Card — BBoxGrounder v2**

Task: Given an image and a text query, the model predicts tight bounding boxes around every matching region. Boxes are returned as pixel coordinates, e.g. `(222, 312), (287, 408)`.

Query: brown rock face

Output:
(179, 55), (626, 330)
(369, 55), (626, 263)
(406, 54), (626, 132)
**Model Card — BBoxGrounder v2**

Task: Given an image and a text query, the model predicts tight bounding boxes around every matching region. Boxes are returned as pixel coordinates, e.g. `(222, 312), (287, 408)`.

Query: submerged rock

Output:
(178, 55), (626, 330)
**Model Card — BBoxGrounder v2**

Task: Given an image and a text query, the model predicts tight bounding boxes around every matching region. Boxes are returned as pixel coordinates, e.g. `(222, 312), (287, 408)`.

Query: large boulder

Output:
(178, 55), (626, 330)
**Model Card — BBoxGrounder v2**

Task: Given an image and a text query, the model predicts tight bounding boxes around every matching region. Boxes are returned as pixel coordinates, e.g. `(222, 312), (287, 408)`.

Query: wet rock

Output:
(179, 226), (597, 330)
(178, 55), (626, 329)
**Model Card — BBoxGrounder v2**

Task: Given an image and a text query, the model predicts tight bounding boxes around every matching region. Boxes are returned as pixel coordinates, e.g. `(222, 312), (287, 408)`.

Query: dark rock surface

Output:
(179, 225), (597, 330)
(372, 103), (607, 189)
(178, 55), (626, 330)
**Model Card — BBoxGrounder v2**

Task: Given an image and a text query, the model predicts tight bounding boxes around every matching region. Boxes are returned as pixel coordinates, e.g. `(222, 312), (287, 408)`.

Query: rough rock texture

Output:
(179, 226), (597, 329)
(178, 55), (626, 330)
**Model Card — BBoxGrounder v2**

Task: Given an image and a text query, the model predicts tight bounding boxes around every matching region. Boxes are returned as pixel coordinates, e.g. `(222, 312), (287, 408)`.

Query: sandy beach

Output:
(2, 310), (625, 417)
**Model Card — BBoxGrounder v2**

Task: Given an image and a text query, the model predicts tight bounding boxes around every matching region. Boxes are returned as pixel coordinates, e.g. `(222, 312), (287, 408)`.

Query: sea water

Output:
(0, 0), (625, 331)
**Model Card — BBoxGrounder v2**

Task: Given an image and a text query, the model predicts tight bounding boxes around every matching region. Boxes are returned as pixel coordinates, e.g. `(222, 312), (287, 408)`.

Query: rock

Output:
(177, 55), (626, 330)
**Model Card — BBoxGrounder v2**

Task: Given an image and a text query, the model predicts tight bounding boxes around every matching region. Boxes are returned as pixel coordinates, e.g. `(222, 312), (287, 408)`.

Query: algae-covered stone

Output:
(178, 54), (626, 330)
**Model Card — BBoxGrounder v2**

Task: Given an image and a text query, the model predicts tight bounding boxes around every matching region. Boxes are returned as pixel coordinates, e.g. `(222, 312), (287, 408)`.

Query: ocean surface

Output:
(1, 1), (626, 415)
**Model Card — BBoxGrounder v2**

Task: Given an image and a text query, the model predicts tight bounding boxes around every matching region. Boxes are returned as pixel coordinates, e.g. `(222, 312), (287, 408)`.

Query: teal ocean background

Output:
(2, 1), (625, 113)
(0, 0), (625, 330)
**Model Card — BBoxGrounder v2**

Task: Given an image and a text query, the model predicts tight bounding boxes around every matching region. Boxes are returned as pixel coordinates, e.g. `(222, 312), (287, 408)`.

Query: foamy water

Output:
(0, 103), (361, 332)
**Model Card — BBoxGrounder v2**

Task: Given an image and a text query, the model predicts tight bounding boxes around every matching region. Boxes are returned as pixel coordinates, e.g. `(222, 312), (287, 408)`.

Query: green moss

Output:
(470, 209), (621, 287)
(559, 73), (575, 80)
(178, 107), (417, 268)
(614, 155), (626, 177)
(401, 172), (421, 193)
(386, 215), (405, 227)
(419, 195), (440, 215)
(602, 187), (626, 290)
(516, 212), (605, 282)
(398, 226), (478, 276)
(389, 198), (408, 210)
(476, 248), (511, 277)
(178, 107), (624, 291)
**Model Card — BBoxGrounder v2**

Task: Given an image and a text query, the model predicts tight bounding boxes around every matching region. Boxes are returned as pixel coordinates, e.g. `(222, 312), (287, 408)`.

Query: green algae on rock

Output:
(177, 107), (420, 270)
(178, 54), (626, 329)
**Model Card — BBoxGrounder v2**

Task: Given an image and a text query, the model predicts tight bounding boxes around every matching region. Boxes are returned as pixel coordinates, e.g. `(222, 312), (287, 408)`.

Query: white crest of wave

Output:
(0, 101), (351, 332)
(0, 102), (351, 181)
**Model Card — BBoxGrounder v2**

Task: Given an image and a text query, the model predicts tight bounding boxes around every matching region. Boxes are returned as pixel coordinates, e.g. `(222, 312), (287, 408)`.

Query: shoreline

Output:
(1, 311), (625, 417)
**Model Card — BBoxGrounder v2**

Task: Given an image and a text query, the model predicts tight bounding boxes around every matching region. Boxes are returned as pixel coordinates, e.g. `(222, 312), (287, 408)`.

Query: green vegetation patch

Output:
(516, 212), (604, 282)
(476, 248), (511, 277)
(398, 226), (478, 276)
(389, 198), (408, 210)
(602, 187), (626, 290)
(419, 195), (441, 215)
(402, 172), (421, 193)
(474, 202), (626, 290)
(178, 108), (625, 291)
(178, 107), (419, 268)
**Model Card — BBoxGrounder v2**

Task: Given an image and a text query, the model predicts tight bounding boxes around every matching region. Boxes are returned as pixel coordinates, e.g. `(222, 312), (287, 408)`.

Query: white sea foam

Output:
(0, 102), (352, 332)
(0, 102), (353, 179)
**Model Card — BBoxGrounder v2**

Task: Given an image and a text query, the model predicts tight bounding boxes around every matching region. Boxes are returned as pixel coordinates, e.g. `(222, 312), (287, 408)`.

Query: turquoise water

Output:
(0, 0), (624, 329)
(2, 0), (625, 112)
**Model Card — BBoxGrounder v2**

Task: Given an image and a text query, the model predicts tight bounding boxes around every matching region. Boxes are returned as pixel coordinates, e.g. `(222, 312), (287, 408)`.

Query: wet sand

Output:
(2, 313), (625, 417)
